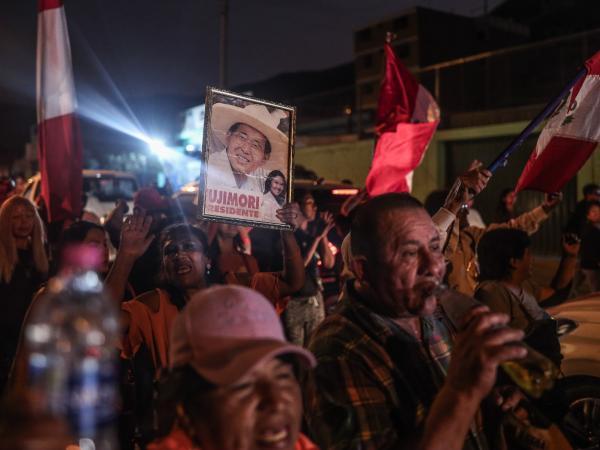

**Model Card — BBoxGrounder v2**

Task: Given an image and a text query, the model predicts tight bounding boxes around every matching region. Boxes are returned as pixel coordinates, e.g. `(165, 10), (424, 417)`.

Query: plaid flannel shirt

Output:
(303, 283), (490, 450)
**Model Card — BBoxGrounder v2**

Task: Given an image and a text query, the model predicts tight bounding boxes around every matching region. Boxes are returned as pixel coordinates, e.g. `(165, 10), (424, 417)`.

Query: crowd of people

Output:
(0, 163), (598, 450)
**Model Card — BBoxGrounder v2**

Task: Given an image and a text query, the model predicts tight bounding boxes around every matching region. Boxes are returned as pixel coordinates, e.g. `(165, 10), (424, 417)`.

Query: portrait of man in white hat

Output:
(206, 101), (290, 194)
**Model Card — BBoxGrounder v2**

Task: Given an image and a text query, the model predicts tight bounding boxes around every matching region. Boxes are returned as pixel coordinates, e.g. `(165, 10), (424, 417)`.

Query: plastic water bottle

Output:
(22, 245), (120, 450)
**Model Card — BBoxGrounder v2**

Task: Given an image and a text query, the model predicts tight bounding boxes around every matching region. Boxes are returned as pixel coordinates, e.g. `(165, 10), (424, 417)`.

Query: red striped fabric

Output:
(516, 136), (597, 193)
(366, 121), (438, 196)
(37, 114), (83, 222)
(37, 0), (82, 222)
(516, 50), (600, 193)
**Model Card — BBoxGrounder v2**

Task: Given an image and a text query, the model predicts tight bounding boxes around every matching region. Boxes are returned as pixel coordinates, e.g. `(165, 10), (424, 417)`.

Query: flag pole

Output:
(371, 32), (397, 159)
(371, 33), (394, 158)
(487, 66), (587, 173)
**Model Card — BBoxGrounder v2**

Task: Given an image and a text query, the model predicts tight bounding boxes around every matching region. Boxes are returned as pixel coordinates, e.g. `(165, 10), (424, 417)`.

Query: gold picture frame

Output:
(197, 87), (295, 230)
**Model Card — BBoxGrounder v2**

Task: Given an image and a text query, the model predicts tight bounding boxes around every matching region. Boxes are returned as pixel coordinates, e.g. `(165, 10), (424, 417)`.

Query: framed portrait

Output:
(197, 87), (296, 230)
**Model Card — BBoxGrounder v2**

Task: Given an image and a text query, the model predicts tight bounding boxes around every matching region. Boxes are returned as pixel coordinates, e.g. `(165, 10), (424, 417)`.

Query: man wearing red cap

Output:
(134, 187), (171, 216)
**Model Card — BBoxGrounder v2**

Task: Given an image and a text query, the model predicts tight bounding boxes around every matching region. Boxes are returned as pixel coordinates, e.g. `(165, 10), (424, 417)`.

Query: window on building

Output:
(393, 16), (408, 30)
(362, 54), (374, 69)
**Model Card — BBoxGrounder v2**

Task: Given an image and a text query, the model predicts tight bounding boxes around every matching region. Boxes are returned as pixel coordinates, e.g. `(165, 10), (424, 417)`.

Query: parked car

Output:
(24, 170), (139, 223)
(548, 294), (600, 449)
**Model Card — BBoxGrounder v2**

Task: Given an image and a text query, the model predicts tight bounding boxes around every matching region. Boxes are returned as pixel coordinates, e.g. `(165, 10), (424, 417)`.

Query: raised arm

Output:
(276, 203), (305, 296)
(305, 307), (525, 450)
(539, 233), (580, 302)
(443, 160), (492, 216)
(436, 160), (491, 247)
(302, 234), (322, 268)
(419, 308), (525, 450)
(302, 212), (335, 268)
(317, 212), (335, 269)
(104, 213), (154, 304)
(551, 233), (580, 290)
(339, 188), (369, 217)
(488, 192), (562, 235)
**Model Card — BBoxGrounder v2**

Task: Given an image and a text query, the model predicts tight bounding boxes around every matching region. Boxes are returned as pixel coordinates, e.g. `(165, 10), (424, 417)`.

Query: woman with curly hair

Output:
(0, 196), (48, 392)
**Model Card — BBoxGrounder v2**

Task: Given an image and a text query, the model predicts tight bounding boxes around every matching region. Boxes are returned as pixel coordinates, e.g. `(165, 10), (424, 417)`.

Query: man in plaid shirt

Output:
(303, 193), (526, 450)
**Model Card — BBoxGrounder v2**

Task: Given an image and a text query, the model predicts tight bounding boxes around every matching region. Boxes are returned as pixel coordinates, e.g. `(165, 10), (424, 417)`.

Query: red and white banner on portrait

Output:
(37, 0), (83, 222)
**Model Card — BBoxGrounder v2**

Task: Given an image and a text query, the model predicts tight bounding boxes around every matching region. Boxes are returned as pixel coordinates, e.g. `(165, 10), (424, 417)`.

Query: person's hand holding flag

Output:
(443, 160), (492, 215)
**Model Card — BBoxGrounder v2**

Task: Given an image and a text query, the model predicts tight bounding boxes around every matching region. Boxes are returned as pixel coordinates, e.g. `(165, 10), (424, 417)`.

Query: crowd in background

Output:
(0, 164), (598, 450)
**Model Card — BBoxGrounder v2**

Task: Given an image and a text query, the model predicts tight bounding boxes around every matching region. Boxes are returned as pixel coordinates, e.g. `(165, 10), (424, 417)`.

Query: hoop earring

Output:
(176, 404), (200, 445)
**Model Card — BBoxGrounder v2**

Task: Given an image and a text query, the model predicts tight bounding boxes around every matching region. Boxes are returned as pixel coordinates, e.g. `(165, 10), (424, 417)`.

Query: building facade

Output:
(295, 4), (600, 254)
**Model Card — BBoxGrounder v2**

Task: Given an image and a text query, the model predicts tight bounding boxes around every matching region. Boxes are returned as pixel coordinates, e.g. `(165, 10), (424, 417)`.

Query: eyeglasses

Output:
(230, 131), (266, 153)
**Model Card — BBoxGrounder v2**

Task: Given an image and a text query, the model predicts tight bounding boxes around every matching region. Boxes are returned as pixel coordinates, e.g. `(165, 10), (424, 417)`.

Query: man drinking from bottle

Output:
(303, 193), (527, 450)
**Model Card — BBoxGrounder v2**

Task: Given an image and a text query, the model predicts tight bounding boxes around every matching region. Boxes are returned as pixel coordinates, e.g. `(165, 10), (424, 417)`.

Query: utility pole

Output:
(218, 0), (229, 88)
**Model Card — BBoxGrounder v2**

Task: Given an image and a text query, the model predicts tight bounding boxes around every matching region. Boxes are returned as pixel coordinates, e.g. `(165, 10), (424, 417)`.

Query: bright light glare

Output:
(185, 144), (196, 152)
(145, 138), (179, 159)
(148, 138), (166, 153)
(70, 37), (200, 190)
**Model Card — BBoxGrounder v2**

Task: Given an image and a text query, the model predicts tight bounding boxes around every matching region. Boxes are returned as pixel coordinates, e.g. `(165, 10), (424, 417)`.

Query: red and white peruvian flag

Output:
(516, 51), (600, 193)
(37, 0), (82, 222)
(366, 42), (439, 196)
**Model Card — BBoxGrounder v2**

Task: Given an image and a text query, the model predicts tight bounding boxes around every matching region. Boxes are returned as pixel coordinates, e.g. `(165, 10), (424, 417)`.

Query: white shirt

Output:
(467, 208), (486, 228)
(260, 193), (284, 223)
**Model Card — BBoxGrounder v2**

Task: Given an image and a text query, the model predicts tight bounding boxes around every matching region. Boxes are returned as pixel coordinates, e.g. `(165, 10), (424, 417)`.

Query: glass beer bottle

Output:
(501, 345), (559, 398)
(437, 288), (559, 398)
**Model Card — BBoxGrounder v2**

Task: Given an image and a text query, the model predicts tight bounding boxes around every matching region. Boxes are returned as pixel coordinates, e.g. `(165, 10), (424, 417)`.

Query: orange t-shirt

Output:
(120, 277), (286, 377)
(217, 251), (259, 276)
(148, 427), (319, 450)
(120, 288), (179, 375)
(225, 272), (287, 315)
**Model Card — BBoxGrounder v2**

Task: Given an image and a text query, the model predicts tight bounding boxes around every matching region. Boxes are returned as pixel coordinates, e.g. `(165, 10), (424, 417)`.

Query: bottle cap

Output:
(61, 244), (103, 272)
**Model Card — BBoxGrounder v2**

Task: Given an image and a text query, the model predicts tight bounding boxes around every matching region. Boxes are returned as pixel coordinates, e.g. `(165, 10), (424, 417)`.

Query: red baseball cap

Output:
(133, 187), (170, 212)
(169, 285), (316, 385)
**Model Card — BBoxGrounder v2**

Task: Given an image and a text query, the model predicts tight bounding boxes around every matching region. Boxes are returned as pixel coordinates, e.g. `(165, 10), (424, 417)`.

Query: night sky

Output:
(0, 0), (505, 164)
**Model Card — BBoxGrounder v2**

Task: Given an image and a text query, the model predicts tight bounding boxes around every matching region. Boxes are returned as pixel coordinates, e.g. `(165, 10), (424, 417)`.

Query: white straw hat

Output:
(211, 103), (289, 157)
